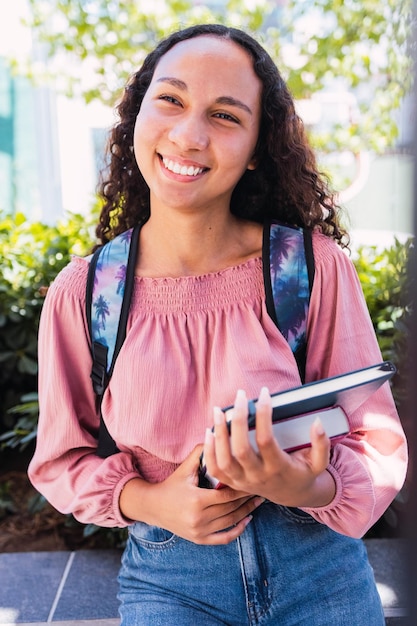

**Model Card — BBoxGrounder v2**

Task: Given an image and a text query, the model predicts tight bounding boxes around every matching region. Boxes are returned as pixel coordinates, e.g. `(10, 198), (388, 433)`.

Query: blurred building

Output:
(0, 59), (62, 222)
(296, 91), (414, 244)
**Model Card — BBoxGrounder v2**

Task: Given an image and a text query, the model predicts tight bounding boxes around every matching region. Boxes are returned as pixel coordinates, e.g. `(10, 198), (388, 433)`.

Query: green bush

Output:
(352, 237), (413, 418)
(0, 210), (95, 432)
(352, 237), (413, 536)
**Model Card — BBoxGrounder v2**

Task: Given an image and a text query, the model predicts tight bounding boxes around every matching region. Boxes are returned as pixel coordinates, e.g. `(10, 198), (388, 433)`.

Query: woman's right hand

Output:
(119, 445), (265, 545)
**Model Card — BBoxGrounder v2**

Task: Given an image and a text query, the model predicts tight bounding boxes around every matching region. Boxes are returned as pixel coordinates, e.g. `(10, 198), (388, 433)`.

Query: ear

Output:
(247, 153), (258, 171)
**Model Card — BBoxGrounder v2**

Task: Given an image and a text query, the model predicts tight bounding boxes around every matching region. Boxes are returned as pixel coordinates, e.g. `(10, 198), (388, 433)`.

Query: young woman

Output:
(29, 24), (407, 625)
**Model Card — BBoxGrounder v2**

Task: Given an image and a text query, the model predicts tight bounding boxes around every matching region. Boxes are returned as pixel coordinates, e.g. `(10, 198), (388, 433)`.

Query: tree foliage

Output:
(20, 0), (413, 154)
(284, 0), (413, 152)
(24, 0), (269, 104)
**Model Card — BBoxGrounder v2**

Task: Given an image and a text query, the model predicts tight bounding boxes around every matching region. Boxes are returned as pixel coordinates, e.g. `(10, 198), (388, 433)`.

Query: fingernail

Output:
(205, 427), (214, 443)
(243, 515), (253, 527)
(213, 406), (224, 425)
(258, 386), (270, 404)
(314, 417), (325, 436)
(254, 496), (266, 507)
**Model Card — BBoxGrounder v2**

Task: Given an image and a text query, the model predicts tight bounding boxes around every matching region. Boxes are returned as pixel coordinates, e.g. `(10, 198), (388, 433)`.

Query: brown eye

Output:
(214, 112), (239, 123)
(158, 94), (181, 106)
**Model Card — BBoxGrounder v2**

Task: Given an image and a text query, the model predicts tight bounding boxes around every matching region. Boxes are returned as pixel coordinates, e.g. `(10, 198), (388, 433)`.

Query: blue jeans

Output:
(118, 502), (384, 625)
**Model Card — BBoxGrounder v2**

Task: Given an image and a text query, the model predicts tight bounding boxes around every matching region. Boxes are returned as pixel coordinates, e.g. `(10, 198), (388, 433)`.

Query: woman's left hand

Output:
(203, 387), (336, 508)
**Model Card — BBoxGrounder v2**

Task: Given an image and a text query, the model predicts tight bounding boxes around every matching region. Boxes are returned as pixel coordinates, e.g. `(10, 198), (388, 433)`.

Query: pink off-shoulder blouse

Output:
(28, 232), (407, 537)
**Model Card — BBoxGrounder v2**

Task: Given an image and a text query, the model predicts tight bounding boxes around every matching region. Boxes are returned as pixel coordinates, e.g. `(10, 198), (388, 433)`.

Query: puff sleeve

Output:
(300, 235), (408, 537)
(28, 258), (141, 527)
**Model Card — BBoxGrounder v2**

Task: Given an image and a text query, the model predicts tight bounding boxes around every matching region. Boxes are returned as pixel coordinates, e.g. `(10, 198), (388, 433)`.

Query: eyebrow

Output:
(155, 77), (253, 115)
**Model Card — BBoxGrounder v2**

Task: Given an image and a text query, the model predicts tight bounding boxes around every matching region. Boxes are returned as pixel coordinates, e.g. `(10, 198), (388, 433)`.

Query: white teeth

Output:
(162, 157), (204, 177)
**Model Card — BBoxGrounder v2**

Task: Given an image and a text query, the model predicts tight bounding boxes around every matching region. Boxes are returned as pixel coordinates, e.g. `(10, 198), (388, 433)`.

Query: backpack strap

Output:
(262, 221), (315, 383)
(86, 226), (140, 457)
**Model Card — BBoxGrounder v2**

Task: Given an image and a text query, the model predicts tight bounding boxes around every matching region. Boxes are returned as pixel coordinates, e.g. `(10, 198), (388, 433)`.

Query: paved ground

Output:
(0, 539), (408, 625)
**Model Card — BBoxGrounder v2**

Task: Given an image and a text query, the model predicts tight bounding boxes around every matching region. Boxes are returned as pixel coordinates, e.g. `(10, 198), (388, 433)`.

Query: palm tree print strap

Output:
(86, 226), (140, 457)
(263, 221), (315, 383)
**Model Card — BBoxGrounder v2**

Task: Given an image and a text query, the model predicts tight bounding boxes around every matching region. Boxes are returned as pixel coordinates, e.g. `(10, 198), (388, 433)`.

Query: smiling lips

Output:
(162, 155), (207, 177)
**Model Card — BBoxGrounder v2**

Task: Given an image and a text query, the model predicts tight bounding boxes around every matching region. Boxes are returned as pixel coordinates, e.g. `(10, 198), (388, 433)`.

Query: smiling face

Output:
(133, 35), (262, 217)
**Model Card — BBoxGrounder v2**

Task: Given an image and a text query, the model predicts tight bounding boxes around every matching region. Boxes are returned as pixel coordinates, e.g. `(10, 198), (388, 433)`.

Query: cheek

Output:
(223, 137), (258, 178)
(133, 113), (155, 174)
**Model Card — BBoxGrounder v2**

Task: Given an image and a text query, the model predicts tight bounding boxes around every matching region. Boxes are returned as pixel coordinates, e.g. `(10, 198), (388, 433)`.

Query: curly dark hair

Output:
(96, 23), (348, 246)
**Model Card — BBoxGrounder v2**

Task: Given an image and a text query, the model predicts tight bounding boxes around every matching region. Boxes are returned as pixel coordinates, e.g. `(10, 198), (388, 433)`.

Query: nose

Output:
(168, 114), (209, 151)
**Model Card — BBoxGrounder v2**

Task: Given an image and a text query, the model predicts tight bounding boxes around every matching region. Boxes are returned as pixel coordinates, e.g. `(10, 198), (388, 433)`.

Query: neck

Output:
(136, 211), (262, 278)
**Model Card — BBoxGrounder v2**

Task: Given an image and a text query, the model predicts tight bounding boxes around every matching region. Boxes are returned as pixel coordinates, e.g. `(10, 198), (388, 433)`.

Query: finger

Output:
(204, 515), (254, 545)
(229, 389), (253, 458)
(201, 425), (218, 482)
(309, 417), (331, 473)
(254, 387), (286, 470)
(180, 443), (205, 485)
(204, 495), (265, 539)
(205, 494), (259, 517)
(253, 387), (275, 448)
(201, 408), (233, 486)
(212, 405), (234, 469)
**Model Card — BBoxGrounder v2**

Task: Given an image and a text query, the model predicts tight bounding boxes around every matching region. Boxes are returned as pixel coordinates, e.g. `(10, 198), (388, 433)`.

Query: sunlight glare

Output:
(0, 606), (19, 625)
(0, 0), (31, 58)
